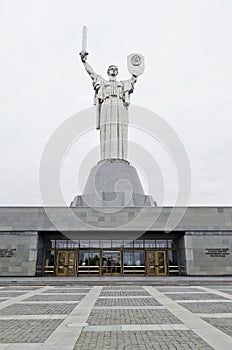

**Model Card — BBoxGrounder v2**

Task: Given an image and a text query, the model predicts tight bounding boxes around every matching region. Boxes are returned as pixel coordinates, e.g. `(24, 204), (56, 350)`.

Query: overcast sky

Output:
(0, 0), (232, 206)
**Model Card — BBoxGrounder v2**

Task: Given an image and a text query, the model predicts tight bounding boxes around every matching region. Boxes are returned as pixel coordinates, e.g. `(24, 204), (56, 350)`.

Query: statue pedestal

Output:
(71, 159), (156, 207)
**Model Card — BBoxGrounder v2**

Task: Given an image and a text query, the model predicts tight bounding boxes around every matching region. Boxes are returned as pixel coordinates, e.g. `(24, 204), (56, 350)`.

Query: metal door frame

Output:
(101, 250), (122, 276)
(146, 250), (167, 276)
(55, 250), (77, 276)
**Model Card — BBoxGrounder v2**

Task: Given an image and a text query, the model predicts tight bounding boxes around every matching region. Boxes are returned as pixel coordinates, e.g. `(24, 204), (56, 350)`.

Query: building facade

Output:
(0, 207), (231, 277)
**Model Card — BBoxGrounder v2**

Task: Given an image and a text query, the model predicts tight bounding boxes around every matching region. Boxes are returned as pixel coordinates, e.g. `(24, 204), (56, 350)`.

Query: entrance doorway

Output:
(146, 250), (167, 276)
(43, 239), (179, 277)
(102, 251), (121, 275)
(56, 250), (76, 276)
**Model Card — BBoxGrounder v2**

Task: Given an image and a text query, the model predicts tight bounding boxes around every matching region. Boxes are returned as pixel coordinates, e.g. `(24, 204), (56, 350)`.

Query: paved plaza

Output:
(0, 282), (232, 349)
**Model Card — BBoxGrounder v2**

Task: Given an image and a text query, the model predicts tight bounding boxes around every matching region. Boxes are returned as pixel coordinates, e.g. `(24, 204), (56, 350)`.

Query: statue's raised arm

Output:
(80, 52), (96, 80)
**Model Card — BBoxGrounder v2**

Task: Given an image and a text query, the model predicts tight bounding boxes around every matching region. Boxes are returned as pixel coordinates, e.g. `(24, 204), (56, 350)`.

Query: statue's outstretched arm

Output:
(80, 53), (96, 80)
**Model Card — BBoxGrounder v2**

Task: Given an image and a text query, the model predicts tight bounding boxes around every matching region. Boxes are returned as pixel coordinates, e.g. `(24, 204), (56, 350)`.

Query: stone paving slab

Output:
(166, 293), (229, 300)
(93, 306), (165, 310)
(218, 288), (232, 291)
(156, 287), (205, 293)
(20, 301), (81, 305)
(220, 290), (232, 295)
(87, 309), (182, 325)
(164, 291), (209, 294)
(197, 313), (232, 318)
(98, 295), (154, 299)
(24, 294), (86, 302)
(1, 287), (41, 290)
(94, 297), (161, 306)
(203, 318), (232, 338)
(179, 300), (232, 303)
(1, 277), (232, 285)
(40, 293), (86, 296)
(0, 284), (232, 349)
(42, 289), (91, 294)
(99, 290), (150, 297)
(198, 287), (232, 301)
(145, 286), (232, 350)
(207, 287), (232, 290)
(0, 344), (42, 350)
(84, 324), (189, 331)
(0, 319), (63, 343)
(179, 302), (232, 314)
(0, 292), (29, 298)
(73, 330), (213, 350)
(0, 315), (65, 320)
(0, 286), (52, 311)
(42, 286), (102, 348)
(103, 286), (145, 290)
(0, 303), (78, 315)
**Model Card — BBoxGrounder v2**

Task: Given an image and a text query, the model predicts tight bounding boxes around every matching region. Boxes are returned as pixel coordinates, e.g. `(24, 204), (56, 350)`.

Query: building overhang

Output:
(0, 207), (232, 233)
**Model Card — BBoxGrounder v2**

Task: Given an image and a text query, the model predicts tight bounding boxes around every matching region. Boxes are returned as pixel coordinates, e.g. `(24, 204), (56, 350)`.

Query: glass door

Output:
(56, 250), (76, 276)
(102, 251), (121, 275)
(146, 250), (167, 276)
(123, 250), (145, 275)
(78, 250), (100, 275)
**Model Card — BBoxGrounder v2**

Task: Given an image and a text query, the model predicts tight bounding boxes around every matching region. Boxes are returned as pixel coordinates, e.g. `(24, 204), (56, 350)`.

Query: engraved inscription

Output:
(205, 248), (230, 258)
(0, 248), (17, 258)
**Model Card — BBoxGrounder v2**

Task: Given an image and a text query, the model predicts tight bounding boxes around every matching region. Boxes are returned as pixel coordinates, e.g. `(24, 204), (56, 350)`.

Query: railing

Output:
(43, 264), (181, 276)
(44, 265), (55, 274)
(123, 265), (145, 274)
(168, 265), (179, 275)
(78, 266), (100, 275)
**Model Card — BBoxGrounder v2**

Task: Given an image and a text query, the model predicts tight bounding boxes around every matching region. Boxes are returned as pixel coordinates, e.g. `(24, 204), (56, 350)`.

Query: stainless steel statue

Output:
(80, 26), (144, 161)
(70, 28), (154, 207)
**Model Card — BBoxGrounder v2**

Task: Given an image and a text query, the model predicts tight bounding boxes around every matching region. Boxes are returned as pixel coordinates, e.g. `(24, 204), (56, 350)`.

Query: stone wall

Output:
(0, 207), (232, 232)
(185, 232), (232, 275)
(0, 232), (38, 276)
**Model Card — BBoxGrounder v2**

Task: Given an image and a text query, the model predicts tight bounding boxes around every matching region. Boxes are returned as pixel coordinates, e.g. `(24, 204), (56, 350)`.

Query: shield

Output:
(127, 53), (145, 76)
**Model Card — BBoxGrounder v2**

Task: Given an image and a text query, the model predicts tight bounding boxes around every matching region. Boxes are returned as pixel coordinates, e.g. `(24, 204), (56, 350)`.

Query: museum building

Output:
(0, 206), (232, 277)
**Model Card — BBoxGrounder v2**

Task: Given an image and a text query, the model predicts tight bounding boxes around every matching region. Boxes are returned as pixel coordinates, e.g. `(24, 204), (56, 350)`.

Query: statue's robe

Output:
(91, 75), (136, 160)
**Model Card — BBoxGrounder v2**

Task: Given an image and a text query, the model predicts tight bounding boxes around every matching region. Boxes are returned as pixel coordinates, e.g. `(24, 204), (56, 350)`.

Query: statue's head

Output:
(107, 65), (118, 77)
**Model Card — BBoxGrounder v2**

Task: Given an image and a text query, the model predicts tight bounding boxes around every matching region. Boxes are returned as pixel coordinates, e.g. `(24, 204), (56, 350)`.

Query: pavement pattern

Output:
(0, 285), (232, 349)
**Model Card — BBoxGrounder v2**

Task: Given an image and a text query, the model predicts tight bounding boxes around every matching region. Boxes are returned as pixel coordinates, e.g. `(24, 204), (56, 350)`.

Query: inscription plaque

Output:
(205, 248), (230, 258)
(0, 248), (17, 258)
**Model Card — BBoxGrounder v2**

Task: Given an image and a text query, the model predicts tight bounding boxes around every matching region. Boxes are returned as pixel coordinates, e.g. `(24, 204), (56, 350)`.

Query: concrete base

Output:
(71, 159), (156, 207)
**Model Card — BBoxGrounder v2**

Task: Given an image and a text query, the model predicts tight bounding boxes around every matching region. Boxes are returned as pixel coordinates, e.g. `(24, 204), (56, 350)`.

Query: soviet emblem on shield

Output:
(127, 53), (145, 76)
(131, 54), (142, 66)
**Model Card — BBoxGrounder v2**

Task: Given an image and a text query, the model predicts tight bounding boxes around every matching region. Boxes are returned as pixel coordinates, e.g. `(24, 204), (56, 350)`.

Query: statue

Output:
(70, 27), (155, 207)
(80, 26), (144, 161)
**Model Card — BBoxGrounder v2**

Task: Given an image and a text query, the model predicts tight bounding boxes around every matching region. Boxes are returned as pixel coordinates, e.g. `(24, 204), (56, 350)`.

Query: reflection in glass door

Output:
(102, 251), (121, 275)
(78, 250), (100, 275)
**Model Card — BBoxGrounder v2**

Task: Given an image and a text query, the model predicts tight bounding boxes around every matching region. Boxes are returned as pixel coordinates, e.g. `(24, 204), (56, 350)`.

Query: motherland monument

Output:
(71, 27), (155, 207)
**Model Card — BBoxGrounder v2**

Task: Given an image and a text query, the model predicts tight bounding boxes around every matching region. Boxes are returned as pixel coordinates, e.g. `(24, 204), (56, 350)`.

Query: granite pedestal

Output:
(71, 159), (155, 207)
